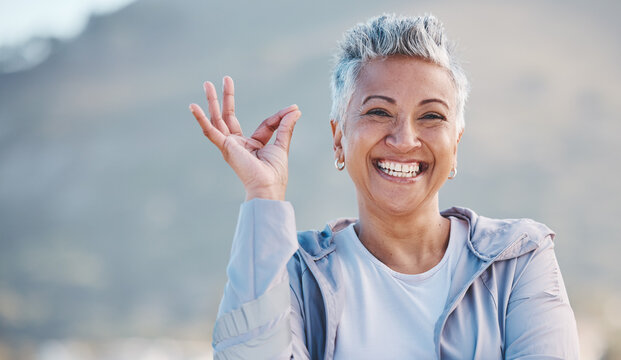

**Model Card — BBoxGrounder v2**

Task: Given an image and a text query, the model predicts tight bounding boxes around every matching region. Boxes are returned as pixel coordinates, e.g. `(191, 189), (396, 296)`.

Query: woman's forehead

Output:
(353, 56), (456, 107)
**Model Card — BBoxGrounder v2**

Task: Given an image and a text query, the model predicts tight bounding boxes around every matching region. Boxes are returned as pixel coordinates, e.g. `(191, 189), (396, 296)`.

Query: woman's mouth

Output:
(376, 159), (425, 179)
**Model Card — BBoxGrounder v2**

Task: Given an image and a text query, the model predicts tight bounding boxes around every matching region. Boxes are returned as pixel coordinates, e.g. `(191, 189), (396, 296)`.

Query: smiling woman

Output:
(189, 13), (579, 359)
(334, 56), (462, 275)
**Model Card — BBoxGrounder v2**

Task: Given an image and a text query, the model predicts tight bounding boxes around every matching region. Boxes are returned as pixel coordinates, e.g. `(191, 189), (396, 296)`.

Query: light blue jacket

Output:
(212, 199), (579, 359)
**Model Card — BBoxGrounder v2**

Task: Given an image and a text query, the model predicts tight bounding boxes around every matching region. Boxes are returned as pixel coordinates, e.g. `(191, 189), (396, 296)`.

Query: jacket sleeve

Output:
(504, 235), (580, 359)
(212, 199), (309, 359)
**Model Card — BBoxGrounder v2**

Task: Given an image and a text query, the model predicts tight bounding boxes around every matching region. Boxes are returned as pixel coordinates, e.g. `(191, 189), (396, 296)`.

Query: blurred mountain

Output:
(1, 0), (620, 358)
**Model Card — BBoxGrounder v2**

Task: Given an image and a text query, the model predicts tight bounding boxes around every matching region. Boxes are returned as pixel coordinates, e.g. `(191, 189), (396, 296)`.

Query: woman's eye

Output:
(365, 108), (390, 117)
(420, 113), (446, 120)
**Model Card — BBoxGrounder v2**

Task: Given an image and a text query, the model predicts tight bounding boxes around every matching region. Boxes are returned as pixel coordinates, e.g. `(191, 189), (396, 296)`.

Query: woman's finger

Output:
(274, 109), (301, 153)
(221, 76), (243, 135)
(189, 103), (226, 150)
(250, 114), (280, 146)
(203, 81), (230, 135)
(250, 105), (299, 145)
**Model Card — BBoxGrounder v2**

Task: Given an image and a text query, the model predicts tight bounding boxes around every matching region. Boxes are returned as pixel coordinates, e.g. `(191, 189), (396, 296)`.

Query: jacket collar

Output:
(440, 207), (554, 261)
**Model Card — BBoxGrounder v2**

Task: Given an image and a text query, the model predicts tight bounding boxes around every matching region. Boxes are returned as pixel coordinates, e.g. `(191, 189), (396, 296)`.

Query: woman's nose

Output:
(385, 120), (421, 152)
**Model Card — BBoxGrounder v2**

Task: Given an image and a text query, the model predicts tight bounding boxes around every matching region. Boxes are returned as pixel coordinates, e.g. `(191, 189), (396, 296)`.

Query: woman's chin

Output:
(363, 191), (429, 217)
(361, 181), (442, 218)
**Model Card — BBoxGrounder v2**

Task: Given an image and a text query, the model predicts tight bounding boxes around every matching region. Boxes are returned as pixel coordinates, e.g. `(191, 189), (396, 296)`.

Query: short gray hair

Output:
(330, 14), (469, 132)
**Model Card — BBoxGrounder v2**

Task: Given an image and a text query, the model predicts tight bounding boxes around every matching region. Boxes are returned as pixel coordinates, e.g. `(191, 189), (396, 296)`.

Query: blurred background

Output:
(1, 0), (619, 358)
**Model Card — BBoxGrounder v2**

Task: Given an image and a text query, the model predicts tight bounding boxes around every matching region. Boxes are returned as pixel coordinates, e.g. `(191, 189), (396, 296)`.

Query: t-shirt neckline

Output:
(339, 217), (461, 283)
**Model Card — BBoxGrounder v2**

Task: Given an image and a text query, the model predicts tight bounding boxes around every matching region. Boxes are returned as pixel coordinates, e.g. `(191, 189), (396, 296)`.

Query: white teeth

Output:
(377, 160), (421, 178)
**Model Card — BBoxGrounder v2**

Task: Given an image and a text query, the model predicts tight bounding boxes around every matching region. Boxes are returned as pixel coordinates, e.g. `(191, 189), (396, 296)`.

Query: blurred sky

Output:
(0, 0), (137, 73)
(0, 0), (136, 47)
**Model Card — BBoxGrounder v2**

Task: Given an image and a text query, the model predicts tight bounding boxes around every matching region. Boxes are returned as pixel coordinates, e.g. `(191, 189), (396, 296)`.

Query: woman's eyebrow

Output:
(362, 95), (449, 109)
(419, 98), (449, 109)
(362, 95), (396, 104)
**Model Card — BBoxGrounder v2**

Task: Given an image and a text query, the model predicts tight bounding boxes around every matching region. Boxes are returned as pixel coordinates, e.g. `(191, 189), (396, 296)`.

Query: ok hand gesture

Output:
(189, 76), (301, 201)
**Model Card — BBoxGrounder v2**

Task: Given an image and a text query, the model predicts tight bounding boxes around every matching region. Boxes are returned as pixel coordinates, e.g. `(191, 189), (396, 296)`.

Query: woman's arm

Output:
(189, 77), (306, 359)
(504, 236), (580, 359)
(211, 199), (302, 359)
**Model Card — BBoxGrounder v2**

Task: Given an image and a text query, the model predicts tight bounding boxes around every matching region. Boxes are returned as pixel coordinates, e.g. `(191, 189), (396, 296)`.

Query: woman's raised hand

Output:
(189, 76), (301, 201)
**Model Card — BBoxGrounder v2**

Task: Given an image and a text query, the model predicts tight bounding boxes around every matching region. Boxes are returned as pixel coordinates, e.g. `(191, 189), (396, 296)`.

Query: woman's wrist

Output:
(245, 187), (286, 201)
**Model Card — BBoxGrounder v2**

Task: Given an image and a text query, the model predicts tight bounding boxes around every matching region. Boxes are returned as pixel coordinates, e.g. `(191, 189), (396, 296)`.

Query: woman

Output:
(189, 14), (579, 359)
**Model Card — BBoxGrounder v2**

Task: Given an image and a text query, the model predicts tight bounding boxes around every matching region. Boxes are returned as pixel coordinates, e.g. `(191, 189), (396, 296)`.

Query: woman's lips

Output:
(375, 159), (425, 179)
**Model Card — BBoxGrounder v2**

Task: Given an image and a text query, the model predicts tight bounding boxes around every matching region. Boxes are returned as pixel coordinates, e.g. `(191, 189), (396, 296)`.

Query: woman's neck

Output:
(354, 199), (451, 275)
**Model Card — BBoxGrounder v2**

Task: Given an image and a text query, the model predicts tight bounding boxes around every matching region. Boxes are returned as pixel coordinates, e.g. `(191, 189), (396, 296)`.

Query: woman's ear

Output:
(330, 119), (343, 155)
(453, 128), (464, 156)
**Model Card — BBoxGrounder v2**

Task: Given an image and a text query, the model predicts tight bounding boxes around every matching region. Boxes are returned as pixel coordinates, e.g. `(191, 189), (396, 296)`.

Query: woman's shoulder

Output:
(442, 206), (555, 261)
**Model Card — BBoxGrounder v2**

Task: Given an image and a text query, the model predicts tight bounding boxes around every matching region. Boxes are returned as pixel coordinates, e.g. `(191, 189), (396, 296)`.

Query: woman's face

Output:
(332, 55), (462, 216)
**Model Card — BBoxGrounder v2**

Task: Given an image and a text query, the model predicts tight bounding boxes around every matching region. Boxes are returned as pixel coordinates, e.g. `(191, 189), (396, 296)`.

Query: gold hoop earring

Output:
(335, 158), (345, 171)
(448, 167), (457, 179)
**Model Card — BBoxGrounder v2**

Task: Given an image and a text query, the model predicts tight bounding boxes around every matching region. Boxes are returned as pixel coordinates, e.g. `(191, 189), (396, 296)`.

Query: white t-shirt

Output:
(332, 216), (469, 359)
